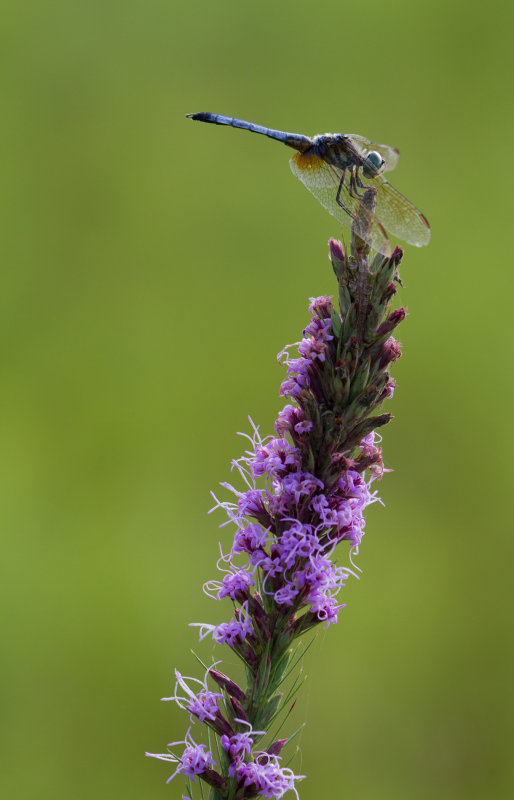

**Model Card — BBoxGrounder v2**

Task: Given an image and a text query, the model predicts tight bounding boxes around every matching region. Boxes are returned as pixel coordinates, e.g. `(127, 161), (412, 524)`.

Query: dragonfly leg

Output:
(349, 167), (365, 199)
(335, 168), (354, 217)
(355, 168), (366, 191)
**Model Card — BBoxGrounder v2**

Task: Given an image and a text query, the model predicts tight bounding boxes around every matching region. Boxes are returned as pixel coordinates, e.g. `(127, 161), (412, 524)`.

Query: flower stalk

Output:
(148, 188), (406, 799)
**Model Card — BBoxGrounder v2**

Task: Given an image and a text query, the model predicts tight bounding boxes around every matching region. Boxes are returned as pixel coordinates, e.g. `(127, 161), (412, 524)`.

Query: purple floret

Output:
(186, 690), (221, 723)
(217, 568), (255, 601)
(251, 437), (301, 478)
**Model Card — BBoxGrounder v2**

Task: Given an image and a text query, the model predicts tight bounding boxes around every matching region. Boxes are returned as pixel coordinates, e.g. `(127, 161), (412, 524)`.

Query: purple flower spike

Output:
(149, 187), (417, 798)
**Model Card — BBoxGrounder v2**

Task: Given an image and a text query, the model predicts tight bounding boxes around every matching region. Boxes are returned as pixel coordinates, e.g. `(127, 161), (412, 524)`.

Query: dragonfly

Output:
(186, 112), (430, 256)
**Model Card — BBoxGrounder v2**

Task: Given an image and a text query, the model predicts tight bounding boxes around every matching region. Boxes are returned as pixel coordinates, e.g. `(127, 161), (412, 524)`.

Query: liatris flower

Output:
(148, 189), (406, 799)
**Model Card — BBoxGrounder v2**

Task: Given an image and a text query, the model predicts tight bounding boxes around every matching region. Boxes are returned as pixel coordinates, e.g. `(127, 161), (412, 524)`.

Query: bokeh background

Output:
(2, 1), (513, 798)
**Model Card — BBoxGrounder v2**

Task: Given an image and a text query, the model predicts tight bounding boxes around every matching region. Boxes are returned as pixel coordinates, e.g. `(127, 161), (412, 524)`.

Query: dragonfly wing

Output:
(290, 152), (392, 256)
(358, 172), (431, 247)
(348, 134), (400, 172)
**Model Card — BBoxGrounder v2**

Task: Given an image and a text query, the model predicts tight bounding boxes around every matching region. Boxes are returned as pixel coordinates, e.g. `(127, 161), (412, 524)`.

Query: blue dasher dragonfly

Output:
(186, 112), (430, 256)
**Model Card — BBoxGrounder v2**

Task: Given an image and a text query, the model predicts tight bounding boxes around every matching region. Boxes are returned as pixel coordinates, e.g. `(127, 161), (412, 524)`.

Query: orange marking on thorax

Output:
(291, 151), (324, 171)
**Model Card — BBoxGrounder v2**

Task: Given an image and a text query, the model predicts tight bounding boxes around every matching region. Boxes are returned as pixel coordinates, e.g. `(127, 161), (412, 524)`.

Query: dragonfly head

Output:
(363, 150), (385, 178)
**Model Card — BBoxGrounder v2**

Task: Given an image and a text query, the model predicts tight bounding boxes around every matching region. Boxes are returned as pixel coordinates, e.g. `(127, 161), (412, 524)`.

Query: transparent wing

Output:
(290, 152), (392, 256)
(348, 134), (400, 172)
(359, 171), (431, 247)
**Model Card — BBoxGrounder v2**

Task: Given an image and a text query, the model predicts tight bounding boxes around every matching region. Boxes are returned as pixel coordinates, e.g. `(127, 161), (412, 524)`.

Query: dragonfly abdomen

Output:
(186, 112), (312, 152)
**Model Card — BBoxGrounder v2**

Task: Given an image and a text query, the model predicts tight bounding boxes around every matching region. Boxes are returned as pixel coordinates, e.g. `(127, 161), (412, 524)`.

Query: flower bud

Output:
(376, 307), (407, 336)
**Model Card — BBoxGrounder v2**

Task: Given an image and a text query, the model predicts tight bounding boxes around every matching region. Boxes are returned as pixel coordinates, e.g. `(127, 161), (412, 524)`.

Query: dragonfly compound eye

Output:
(363, 150), (385, 178)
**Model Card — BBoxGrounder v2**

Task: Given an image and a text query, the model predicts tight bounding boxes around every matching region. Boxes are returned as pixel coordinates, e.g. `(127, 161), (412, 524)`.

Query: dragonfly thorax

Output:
(312, 133), (357, 168)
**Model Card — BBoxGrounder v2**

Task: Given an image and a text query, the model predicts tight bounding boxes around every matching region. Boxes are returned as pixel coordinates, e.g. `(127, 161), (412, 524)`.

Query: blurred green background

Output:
(1, 1), (513, 798)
